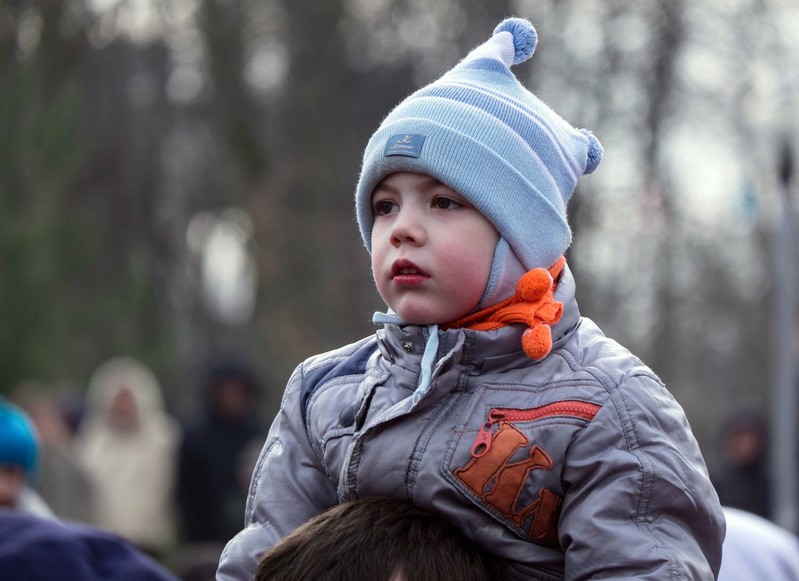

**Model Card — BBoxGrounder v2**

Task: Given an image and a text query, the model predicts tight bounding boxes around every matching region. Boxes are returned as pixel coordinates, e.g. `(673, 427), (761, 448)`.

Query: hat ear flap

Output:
(580, 129), (603, 175)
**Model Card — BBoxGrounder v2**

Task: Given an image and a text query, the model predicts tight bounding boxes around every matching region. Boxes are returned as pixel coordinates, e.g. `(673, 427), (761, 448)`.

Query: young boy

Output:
(254, 497), (494, 581)
(219, 17), (725, 580)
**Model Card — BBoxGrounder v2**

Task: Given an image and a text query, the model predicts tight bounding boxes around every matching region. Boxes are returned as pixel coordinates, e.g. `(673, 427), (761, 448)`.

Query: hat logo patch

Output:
(385, 134), (426, 158)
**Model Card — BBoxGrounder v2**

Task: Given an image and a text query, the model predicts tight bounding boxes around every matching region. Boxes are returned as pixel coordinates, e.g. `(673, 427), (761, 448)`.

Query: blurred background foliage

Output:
(1, 0), (797, 462)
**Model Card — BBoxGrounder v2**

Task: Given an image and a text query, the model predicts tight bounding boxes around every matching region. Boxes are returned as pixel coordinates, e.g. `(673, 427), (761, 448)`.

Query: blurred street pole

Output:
(770, 137), (798, 533)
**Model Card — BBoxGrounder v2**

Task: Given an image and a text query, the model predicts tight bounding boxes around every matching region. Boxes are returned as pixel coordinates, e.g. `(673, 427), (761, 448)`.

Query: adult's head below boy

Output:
(254, 497), (494, 581)
(218, 17), (724, 581)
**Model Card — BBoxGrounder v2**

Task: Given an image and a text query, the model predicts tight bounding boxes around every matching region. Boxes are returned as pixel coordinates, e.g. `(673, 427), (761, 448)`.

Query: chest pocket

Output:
(445, 394), (601, 548)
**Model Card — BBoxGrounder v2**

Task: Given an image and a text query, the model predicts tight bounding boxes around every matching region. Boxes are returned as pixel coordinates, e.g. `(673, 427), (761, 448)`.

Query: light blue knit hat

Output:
(355, 17), (602, 307)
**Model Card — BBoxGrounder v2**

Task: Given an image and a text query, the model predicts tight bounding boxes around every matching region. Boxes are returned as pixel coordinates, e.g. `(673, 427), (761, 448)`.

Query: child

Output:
(219, 17), (725, 580)
(255, 497), (494, 581)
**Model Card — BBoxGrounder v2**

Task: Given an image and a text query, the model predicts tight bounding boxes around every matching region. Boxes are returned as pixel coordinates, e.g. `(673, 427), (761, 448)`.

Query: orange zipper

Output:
(470, 400), (601, 458)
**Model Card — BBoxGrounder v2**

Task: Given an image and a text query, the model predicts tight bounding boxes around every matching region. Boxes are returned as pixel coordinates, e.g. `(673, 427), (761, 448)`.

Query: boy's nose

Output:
(390, 208), (426, 247)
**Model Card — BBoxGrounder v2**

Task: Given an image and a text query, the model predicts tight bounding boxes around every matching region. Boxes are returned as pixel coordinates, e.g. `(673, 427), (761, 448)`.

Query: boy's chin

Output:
(387, 298), (477, 326)
(392, 309), (438, 326)
(380, 288), (476, 325)
(399, 315), (436, 326)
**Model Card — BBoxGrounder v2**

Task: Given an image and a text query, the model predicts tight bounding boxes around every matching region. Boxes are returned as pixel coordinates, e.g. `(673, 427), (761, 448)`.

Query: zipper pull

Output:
(470, 411), (505, 458)
(470, 421), (493, 458)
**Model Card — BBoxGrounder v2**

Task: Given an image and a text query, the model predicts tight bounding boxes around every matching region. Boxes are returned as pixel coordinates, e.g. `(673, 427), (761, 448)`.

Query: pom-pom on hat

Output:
(0, 397), (39, 483)
(355, 17), (602, 307)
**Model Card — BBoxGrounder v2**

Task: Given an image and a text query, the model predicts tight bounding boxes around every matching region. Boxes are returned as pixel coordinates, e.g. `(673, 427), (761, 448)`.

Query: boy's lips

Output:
(391, 260), (429, 286)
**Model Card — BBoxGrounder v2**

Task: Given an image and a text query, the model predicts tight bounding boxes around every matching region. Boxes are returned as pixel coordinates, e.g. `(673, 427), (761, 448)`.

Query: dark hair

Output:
(255, 498), (495, 581)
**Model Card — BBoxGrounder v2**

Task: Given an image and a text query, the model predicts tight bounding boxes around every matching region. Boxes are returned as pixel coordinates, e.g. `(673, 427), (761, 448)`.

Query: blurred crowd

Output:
(0, 356), (266, 580)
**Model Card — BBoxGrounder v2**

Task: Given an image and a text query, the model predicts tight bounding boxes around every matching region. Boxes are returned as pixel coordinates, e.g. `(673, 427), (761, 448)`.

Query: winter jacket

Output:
(218, 267), (725, 580)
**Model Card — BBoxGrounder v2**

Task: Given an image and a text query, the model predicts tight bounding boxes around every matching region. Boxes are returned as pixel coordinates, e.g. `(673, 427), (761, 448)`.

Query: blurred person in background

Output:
(0, 510), (180, 581)
(0, 396), (53, 517)
(711, 411), (771, 519)
(10, 382), (93, 523)
(74, 356), (181, 560)
(719, 506), (799, 581)
(177, 360), (264, 547)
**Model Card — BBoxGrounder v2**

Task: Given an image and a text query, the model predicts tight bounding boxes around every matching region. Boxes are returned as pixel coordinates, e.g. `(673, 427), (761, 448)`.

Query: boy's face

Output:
(371, 172), (499, 325)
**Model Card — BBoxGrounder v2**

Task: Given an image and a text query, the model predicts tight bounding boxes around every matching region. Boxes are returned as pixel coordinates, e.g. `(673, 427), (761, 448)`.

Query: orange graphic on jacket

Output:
(454, 401), (601, 546)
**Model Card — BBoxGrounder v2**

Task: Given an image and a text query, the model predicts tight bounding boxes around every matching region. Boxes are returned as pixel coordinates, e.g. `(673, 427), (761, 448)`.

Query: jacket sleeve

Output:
(216, 362), (339, 581)
(559, 374), (726, 580)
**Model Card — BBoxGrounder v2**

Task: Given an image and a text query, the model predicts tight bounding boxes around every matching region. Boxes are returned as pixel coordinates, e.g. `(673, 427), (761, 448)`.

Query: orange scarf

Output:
(444, 257), (566, 360)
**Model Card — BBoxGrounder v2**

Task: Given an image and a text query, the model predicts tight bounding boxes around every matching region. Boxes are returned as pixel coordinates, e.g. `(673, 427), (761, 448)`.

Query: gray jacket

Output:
(218, 269), (725, 580)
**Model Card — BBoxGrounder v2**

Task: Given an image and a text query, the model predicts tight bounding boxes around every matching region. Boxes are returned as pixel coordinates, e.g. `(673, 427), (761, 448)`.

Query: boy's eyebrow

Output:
(418, 176), (448, 193)
(374, 175), (448, 195)
(372, 181), (396, 195)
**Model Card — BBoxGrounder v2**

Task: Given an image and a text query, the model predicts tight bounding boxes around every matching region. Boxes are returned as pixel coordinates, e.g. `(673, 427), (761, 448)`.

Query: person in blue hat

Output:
(1, 397), (179, 580)
(0, 397), (52, 517)
(219, 17), (724, 580)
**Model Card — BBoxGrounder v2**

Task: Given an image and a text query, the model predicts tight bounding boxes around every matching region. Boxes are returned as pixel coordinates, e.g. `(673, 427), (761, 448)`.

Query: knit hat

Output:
(0, 397), (38, 483)
(355, 17), (602, 307)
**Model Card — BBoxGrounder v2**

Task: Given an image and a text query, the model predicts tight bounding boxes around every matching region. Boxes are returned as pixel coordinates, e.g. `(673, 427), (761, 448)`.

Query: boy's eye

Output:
(373, 200), (398, 216)
(432, 196), (463, 210)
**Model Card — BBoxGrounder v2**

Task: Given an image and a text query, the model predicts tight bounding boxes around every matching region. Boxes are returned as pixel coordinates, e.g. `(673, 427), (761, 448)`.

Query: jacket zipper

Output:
(470, 400), (601, 458)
